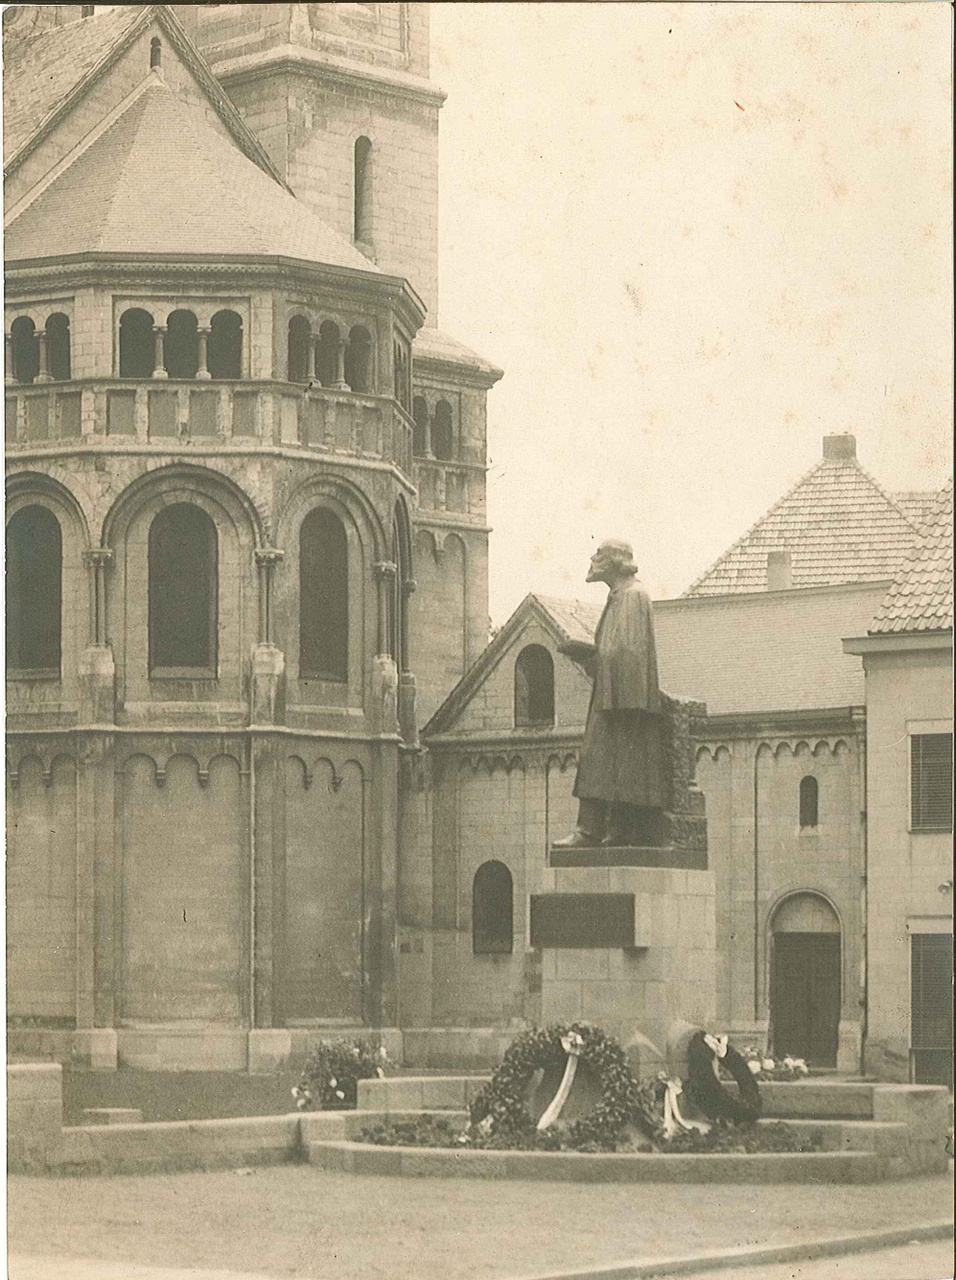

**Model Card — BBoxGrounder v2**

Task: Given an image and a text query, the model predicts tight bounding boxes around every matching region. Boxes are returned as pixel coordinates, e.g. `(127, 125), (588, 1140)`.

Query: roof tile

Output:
(869, 481), (953, 635)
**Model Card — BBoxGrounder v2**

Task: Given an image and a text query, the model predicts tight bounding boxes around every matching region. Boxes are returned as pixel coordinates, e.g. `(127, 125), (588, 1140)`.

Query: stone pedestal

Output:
(72, 1028), (118, 1071)
(534, 694), (714, 1063)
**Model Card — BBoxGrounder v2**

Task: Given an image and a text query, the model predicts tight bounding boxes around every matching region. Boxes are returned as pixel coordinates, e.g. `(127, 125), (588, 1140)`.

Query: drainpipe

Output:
(854, 705), (868, 1076)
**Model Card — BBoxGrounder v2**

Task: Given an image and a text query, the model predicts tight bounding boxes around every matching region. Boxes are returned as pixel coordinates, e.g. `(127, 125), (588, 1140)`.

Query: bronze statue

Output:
(555, 538), (666, 847)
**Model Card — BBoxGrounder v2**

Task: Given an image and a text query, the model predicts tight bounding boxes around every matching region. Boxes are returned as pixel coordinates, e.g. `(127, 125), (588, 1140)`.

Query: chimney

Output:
(822, 433), (857, 462)
(766, 549), (792, 591)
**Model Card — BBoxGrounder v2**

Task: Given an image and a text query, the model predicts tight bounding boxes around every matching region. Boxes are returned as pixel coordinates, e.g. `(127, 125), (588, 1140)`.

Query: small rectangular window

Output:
(910, 733), (953, 831)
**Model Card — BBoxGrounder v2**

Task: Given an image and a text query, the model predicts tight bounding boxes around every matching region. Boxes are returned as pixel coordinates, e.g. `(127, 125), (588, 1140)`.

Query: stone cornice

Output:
(843, 632), (953, 655)
(213, 45), (447, 110)
(697, 706), (865, 740)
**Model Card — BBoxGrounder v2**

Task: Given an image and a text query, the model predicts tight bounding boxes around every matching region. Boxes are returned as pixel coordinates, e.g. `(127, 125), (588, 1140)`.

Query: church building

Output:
(5, 5), (951, 1086)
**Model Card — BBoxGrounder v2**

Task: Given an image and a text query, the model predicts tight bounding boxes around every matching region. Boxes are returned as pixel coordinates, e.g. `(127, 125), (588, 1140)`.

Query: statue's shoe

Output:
(552, 830), (599, 849)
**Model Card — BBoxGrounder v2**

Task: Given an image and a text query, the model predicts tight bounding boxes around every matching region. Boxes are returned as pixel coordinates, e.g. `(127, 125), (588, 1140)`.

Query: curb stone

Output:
(507, 1219), (955, 1280)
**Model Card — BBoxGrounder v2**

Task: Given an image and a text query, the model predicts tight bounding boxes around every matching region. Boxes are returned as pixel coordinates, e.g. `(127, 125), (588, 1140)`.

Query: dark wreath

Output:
(684, 1030), (762, 1125)
(469, 1022), (639, 1150)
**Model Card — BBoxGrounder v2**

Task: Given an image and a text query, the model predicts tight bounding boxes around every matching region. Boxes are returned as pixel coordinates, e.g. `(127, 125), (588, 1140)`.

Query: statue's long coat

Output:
(573, 576), (667, 807)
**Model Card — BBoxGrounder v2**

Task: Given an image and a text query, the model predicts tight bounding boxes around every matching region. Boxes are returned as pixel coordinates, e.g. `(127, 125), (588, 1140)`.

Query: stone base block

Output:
(72, 1028), (118, 1070)
(248, 1030), (292, 1074)
(82, 1107), (143, 1126)
(117, 1027), (249, 1072)
(7, 1063), (64, 1172)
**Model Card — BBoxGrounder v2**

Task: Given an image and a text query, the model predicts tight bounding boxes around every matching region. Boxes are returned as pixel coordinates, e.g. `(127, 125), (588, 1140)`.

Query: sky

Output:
(428, 2), (953, 622)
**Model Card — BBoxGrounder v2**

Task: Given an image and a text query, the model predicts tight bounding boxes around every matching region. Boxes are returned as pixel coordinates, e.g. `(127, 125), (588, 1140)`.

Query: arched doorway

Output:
(769, 893), (841, 1067)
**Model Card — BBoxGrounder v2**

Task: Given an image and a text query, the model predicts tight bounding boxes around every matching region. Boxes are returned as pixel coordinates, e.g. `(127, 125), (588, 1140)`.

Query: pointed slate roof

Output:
(4, 73), (380, 273)
(869, 481), (953, 635)
(2, 5), (143, 163)
(684, 434), (921, 597)
(3, 5), (282, 184)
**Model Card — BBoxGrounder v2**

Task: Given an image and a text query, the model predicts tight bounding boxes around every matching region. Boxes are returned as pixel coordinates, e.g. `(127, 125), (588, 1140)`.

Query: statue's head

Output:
(586, 538), (638, 584)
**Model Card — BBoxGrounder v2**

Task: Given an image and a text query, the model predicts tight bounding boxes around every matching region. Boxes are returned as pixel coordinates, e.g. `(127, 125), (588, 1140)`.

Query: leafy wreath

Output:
(469, 1022), (638, 1151)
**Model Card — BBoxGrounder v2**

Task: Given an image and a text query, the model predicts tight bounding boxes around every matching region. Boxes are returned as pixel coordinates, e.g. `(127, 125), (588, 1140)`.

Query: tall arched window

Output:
(473, 861), (514, 955)
(5, 505), (62, 674)
(432, 399), (454, 460)
(345, 325), (372, 393)
(165, 310), (199, 380)
(288, 315), (311, 383)
(353, 136), (373, 245)
(10, 316), (39, 385)
(46, 313), (71, 381)
(208, 310), (242, 380)
(149, 504), (217, 674)
(799, 775), (819, 828)
(317, 321), (341, 388)
(514, 644), (555, 727)
(300, 508), (348, 681)
(119, 308), (155, 378)
(412, 397), (429, 456)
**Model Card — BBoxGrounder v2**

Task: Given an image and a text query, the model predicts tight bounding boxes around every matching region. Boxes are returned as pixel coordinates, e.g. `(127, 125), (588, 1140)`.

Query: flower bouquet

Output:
(293, 1038), (389, 1110)
(741, 1047), (810, 1081)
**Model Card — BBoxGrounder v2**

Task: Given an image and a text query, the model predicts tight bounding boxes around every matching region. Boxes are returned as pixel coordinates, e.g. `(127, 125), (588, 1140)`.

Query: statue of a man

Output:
(555, 538), (666, 847)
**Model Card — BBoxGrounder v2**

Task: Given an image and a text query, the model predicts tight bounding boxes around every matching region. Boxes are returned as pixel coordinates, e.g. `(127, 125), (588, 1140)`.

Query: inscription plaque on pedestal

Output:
(529, 893), (638, 949)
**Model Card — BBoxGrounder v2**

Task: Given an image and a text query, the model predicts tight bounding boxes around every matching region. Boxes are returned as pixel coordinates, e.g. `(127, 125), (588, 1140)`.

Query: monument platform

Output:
(549, 843), (707, 870)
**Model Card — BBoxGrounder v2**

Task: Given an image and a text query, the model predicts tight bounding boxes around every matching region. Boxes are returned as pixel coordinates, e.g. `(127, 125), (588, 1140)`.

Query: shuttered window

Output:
(910, 733), (953, 831)
(911, 933), (953, 1088)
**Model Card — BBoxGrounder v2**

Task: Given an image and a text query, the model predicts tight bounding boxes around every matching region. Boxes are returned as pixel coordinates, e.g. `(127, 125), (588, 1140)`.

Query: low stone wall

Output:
(7, 1063), (64, 1172)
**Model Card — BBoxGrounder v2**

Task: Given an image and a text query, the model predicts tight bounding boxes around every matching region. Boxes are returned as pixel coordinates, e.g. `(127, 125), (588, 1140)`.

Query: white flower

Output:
(747, 1059), (761, 1075)
(376, 1066), (385, 1078)
(378, 1047), (388, 1061)
(328, 1077), (337, 1089)
(335, 1090), (345, 1100)
(762, 1059), (775, 1072)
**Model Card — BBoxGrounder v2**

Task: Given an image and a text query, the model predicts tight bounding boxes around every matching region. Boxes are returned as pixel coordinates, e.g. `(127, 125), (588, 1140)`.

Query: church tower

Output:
(171, 2), (502, 719)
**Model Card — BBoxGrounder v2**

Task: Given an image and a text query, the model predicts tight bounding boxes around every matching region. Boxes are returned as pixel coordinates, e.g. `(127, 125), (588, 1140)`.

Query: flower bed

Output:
(356, 1114), (823, 1155)
(292, 1038), (389, 1111)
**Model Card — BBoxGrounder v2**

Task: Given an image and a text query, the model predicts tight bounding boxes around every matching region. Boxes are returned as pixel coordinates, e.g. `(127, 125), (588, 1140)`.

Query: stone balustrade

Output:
(4, 379), (416, 476)
(413, 455), (484, 518)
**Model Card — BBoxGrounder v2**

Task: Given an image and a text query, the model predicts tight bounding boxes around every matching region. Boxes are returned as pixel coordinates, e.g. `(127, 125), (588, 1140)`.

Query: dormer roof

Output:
(684, 433), (922, 596)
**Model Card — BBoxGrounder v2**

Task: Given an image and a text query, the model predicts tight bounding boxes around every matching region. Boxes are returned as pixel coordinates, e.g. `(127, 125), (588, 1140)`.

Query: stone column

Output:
(374, 560), (397, 656)
(252, 548), (285, 725)
(423, 410), (434, 459)
(398, 578), (418, 746)
(333, 338), (349, 391)
(80, 549), (116, 725)
(308, 335), (318, 382)
(196, 326), (211, 380)
(35, 328), (52, 383)
(5, 331), (16, 385)
(152, 325), (168, 379)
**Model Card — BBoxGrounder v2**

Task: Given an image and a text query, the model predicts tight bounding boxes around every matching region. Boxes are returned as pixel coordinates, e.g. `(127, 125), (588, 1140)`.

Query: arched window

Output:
(208, 310), (242, 380)
(150, 36), (162, 69)
(46, 313), (71, 381)
(299, 508), (348, 681)
(5, 506), (62, 674)
(432, 399), (454, 460)
(165, 310), (199, 380)
(514, 644), (555, 728)
(119, 308), (155, 378)
(345, 325), (372, 393)
(316, 321), (341, 388)
(393, 340), (410, 411)
(288, 315), (311, 383)
(799, 775), (819, 828)
(11, 317), (39, 385)
(473, 861), (514, 955)
(149, 504), (217, 674)
(412, 397), (429, 455)
(353, 136), (372, 245)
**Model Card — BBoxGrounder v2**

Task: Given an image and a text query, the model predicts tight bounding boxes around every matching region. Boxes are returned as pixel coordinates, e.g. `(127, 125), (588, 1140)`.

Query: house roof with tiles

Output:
(4, 73), (380, 274)
(869, 481), (953, 636)
(2, 5), (282, 183)
(683, 434), (922, 597)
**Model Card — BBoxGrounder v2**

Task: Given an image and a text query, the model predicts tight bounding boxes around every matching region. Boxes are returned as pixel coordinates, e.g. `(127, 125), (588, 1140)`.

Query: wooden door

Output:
(770, 932), (840, 1067)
